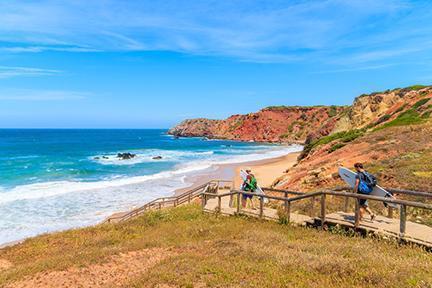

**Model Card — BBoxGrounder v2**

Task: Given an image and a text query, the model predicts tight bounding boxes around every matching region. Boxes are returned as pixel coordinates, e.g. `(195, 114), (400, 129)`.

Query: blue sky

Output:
(0, 0), (432, 128)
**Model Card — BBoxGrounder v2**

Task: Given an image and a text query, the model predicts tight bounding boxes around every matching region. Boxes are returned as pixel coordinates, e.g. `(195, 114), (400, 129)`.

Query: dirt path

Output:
(6, 248), (175, 288)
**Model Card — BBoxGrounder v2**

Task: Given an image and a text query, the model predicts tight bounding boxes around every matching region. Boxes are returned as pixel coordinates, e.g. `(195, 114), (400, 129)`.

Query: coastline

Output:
(0, 149), (301, 250)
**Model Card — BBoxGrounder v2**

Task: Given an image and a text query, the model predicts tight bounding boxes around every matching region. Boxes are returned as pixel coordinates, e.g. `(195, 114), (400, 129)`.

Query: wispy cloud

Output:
(0, 66), (61, 79)
(313, 63), (399, 74)
(0, 0), (431, 64)
(0, 89), (89, 101)
(0, 46), (99, 53)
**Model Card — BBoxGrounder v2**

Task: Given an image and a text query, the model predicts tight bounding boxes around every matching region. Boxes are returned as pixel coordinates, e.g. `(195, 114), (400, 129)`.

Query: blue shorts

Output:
(242, 191), (254, 199)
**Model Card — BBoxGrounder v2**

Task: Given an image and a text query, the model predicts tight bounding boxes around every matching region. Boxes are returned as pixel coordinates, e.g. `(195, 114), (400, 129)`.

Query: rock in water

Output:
(117, 153), (136, 160)
(152, 156), (163, 160)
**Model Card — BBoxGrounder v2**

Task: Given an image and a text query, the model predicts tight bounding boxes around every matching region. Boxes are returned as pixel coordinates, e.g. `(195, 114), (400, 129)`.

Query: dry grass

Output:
(0, 205), (431, 287)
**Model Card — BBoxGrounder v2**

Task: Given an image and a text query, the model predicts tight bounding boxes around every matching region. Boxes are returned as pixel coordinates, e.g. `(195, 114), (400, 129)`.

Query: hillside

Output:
(169, 85), (432, 145)
(0, 205), (431, 287)
(273, 86), (432, 193)
(170, 85), (432, 193)
(169, 106), (348, 143)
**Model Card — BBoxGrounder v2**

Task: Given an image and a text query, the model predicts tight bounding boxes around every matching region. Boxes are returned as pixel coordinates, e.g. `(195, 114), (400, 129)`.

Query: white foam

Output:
(0, 144), (303, 245)
(91, 149), (214, 165)
(0, 145), (301, 205)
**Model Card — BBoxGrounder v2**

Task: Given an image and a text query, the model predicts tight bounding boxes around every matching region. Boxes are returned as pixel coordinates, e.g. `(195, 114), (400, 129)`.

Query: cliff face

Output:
(274, 86), (432, 192)
(169, 106), (348, 143)
(170, 85), (432, 192)
(170, 86), (432, 144)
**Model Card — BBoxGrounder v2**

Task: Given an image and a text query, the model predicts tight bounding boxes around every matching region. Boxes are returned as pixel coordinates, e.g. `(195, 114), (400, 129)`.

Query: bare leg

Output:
(365, 207), (375, 220)
(241, 197), (247, 208)
(359, 207), (365, 220)
(250, 198), (256, 209)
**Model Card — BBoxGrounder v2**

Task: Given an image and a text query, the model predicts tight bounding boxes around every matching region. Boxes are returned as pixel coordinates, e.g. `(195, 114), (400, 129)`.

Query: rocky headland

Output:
(170, 85), (432, 192)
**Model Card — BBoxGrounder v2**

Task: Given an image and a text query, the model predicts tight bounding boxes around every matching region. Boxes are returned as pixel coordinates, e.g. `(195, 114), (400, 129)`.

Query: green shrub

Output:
(421, 110), (431, 119)
(301, 129), (364, 158)
(408, 85), (427, 91)
(327, 105), (338, 117)
(375, 114), (391, 125)
(266, 105), (290, 110)
(412, 98), (430, 109)
(328, 143), (346, 153)
(393, 104), (407, 114)
(375, 109), (424, 130)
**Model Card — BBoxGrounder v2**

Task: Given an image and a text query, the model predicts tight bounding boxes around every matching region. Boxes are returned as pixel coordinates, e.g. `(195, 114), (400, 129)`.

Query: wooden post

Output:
(259, 196), (264, 218)
(201, 194), (206, 210)
(217, 196), (222, 213)
(354, 199), (360, 229)
(400, 204), (407, 239)
(320, 193), (326, 228)
(285, 200), (291, 223)
(173, 199), (177, 207)
(237, 192), (241, 213)
(310, 196), (315, 218)
(344, 196), (349, 212)
(388, 207), (393, 218)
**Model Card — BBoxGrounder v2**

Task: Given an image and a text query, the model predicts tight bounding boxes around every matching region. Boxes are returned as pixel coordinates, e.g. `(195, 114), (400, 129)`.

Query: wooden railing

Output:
(203, 188), (432, 241)
(105, 178), (431, 245)
(105, 179), (233, 223)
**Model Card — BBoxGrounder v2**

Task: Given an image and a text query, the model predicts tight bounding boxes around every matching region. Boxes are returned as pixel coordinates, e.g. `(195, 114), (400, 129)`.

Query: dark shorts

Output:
(242, 191), (254, 199)
(359, 199), (368, 207)
(358, 192), (369, 207)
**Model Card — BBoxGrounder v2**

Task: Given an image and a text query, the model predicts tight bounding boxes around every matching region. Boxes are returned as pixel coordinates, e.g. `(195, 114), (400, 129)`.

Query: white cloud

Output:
(0, 66), (61, 79)
(0, 0), (430, 64)
(0, 89), (89, 101)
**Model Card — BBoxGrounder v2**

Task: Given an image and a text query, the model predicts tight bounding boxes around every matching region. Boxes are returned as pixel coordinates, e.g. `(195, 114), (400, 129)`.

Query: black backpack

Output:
(362, 171), (377, 188)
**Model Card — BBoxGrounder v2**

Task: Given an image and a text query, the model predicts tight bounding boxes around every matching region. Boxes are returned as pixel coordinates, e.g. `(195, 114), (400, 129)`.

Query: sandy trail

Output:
(6, 248), (175, 288)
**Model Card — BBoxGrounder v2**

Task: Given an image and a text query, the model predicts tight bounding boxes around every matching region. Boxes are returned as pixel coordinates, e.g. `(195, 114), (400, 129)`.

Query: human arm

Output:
(354, 178), (359, 193)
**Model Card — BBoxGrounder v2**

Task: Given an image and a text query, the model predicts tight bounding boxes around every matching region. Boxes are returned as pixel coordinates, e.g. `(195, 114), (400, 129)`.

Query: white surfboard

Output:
(338, 167), (397, 208)
(240, 169), (268, 203)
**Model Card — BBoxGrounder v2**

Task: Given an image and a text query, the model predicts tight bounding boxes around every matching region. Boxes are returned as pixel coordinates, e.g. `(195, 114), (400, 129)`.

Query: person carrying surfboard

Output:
(241, 169), (258, 209)
(354, 163), (376, 221)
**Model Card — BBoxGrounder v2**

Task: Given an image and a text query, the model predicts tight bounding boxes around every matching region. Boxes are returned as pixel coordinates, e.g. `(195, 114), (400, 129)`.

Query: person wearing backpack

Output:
(241, 169), (258, 209)
(354, 163), (376, 221)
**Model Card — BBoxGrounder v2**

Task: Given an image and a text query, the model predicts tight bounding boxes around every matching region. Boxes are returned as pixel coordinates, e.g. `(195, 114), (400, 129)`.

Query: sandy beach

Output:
(176, 151), (300, 194)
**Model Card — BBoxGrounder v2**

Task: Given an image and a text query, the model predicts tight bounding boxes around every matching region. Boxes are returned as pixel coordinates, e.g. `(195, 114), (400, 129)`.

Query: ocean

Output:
(0, 129), (302, 245)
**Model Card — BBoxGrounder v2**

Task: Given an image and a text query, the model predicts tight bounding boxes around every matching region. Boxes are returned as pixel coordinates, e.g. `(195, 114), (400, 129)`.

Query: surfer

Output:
(354, 163), (376, 222)
(241, 169), (258, 209)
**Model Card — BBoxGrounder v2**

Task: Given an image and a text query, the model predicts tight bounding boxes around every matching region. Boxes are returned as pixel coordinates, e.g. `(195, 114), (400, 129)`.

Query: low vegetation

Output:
(301, 129), (364, 158)
(0, 205), (431, 287)
(407, 85), (428, 91)
(375, 109), (424, 130)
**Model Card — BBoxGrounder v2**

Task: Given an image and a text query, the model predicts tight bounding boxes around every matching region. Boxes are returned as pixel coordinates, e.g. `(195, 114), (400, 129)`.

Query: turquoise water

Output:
(0, 129), (301, 245)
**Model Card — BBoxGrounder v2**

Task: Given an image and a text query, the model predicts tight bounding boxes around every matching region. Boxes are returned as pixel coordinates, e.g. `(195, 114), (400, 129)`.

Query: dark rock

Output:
(117, 153), (136, 160)
(152, 156), (163, 160)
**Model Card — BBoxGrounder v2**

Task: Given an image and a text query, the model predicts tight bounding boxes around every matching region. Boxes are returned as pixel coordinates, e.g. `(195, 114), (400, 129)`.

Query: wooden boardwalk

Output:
(204, 188), (432, 248)
(321, 212), (432, 247)
(105, 180), (432, 249)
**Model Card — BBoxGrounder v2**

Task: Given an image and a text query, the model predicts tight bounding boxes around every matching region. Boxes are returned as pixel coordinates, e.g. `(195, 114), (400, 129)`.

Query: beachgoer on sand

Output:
(241, 168), (258, 209)
(354, 163), (376, 222)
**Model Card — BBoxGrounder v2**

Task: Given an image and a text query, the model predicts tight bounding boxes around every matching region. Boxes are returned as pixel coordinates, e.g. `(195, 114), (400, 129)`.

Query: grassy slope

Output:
(1, 205), (431, 287)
